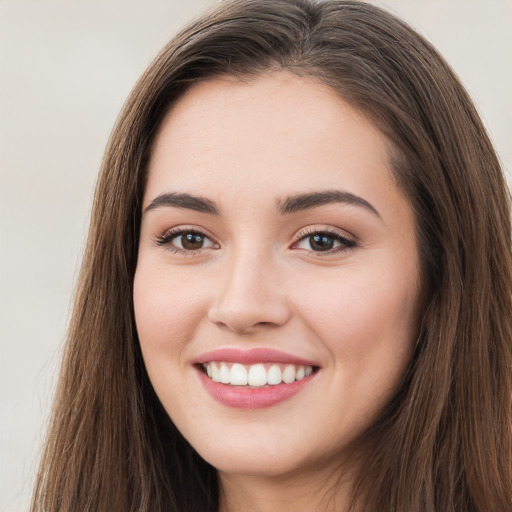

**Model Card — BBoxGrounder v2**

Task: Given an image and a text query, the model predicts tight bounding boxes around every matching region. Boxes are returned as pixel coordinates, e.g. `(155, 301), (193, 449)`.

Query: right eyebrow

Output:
(143, 192), (219, 215)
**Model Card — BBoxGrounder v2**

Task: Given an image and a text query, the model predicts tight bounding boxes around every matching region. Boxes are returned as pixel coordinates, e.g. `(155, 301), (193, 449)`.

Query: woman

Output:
(32, 1), (512, 511)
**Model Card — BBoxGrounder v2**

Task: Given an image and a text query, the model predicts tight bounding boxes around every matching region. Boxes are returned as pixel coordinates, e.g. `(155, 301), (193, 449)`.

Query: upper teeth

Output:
(204, 362), (313, 387)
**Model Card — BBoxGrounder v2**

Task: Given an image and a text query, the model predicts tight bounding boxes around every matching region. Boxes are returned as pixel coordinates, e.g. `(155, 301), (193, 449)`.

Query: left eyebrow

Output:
(277, 190), (381, 218)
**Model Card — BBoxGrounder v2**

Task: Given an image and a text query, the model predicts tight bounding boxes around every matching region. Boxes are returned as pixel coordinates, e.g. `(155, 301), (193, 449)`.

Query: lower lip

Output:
(196, 368), (316, 409)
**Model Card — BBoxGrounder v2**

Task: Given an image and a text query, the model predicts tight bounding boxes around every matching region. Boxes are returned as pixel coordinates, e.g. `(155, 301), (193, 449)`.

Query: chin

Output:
(179, 416), (354, 481)
(200, 446), (309, 478)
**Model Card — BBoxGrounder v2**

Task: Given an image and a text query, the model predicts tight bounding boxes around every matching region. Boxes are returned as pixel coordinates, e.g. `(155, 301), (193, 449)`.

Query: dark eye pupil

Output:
(310, 234), (334, 251)
(181, 233), (204, 250)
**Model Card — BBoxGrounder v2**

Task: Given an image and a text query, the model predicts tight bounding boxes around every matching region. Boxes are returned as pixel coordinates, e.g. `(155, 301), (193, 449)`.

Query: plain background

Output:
(0, 1), (510, 510)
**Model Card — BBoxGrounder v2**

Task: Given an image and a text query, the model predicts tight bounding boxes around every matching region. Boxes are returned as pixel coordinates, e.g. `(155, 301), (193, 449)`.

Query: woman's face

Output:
(134, 72), (420, 480)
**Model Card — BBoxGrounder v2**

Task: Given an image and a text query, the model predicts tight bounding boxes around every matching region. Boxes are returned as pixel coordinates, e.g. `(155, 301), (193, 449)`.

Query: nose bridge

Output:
(209, 244), (290, 332)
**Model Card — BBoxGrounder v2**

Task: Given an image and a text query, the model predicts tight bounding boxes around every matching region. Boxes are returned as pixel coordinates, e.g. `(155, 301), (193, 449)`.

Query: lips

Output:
(194, 348), (320, 409)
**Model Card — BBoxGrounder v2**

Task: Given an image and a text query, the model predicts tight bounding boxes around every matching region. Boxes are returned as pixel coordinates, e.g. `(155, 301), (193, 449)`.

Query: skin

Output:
(134, 72), (421, 512)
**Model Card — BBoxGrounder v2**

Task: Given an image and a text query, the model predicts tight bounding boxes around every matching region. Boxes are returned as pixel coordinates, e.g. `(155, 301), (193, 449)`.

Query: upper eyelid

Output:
(293, 225), (355, 242)
(158, 225), (215, 240)
(154, 226), (218, 250)
(153, 224), (356, 248)
(290, 226), (357, 255)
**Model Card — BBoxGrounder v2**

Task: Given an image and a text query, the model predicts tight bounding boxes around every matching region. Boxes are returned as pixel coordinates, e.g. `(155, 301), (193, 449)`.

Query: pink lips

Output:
(194, 348), (319, 409)
(194, 348), (318, 367)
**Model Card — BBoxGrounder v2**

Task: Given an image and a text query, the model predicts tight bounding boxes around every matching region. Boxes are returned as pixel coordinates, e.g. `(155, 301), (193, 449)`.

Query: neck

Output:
(217, 464), (357, 512)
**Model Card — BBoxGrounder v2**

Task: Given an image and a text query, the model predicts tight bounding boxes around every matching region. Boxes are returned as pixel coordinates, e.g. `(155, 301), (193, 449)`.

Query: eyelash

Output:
(154, 226), (356, 255)
(292, 227), (356, 255)
(155, 227), (218, 255)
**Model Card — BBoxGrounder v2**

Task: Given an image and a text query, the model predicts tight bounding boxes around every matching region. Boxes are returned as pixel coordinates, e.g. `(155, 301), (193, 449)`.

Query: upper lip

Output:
(194, 348), (320, 367)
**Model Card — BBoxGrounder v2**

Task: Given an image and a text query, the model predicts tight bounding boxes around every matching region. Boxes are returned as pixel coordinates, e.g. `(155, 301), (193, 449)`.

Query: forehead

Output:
(144, 72), (402, 218)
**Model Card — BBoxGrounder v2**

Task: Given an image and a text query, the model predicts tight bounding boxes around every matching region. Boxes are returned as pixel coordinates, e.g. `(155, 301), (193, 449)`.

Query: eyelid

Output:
(152, 224), (356, 256)
(154, 225), (220, 254)
(291, 225), (356, 254)
(294, 225), (356, 243)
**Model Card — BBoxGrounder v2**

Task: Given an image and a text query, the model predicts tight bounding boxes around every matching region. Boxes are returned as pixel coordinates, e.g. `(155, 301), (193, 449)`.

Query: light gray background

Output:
(1, 1), (510, 510)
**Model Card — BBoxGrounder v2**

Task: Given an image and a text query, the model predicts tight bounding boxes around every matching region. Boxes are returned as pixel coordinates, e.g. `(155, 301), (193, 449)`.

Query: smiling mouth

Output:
(199, 362), (317, 387)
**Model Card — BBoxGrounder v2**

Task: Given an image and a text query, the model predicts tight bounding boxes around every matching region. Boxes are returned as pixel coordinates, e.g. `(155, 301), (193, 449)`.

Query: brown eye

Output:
(180, 233), (207, 250)
(295, 231), (355, 253)
(166, 231), (216, 251)
(309, 234), (335, 251)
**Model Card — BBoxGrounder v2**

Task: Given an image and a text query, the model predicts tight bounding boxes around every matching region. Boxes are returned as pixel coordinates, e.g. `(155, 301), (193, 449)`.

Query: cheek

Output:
(304, 264), (416, 333)
(133, 264), (206, 369)
(297, 260), (418, 389)
(133, 264), (212, 426)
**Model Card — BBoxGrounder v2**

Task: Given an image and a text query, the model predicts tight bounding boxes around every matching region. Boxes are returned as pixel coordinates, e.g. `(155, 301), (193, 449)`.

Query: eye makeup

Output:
(153, 223), (357, 258)
(291, 226), (356, 255)
(154, 226), (219, 255)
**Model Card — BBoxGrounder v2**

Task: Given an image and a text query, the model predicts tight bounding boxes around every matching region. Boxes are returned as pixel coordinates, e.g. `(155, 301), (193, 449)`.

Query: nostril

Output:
(207, 274), (292, 333)
(210, 315), (279, 335)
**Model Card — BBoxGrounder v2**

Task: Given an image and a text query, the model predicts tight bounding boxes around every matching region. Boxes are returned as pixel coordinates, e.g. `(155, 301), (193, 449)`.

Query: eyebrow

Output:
(143, 189), (380, 218)
(277, 190), (380, 217)
(144, 192), (219, 215)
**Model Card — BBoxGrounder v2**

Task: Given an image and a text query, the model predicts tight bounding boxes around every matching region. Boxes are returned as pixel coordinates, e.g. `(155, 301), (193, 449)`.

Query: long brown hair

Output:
(32, 1), (512, 510)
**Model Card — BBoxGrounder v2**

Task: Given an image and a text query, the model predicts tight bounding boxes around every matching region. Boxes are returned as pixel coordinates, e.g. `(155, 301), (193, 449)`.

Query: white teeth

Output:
(211, 362), (220, 382)
(248, 363), (267, 386)
(230, 363), (248, 385)
(282, 364), (296, 384)
(219, 363), (230, 384)
(203, 361), (315, 386)
(267, 365), (282, 385)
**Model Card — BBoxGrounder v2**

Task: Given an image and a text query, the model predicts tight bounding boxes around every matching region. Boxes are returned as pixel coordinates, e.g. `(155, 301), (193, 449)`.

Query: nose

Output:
(208, 249), (292, 334)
